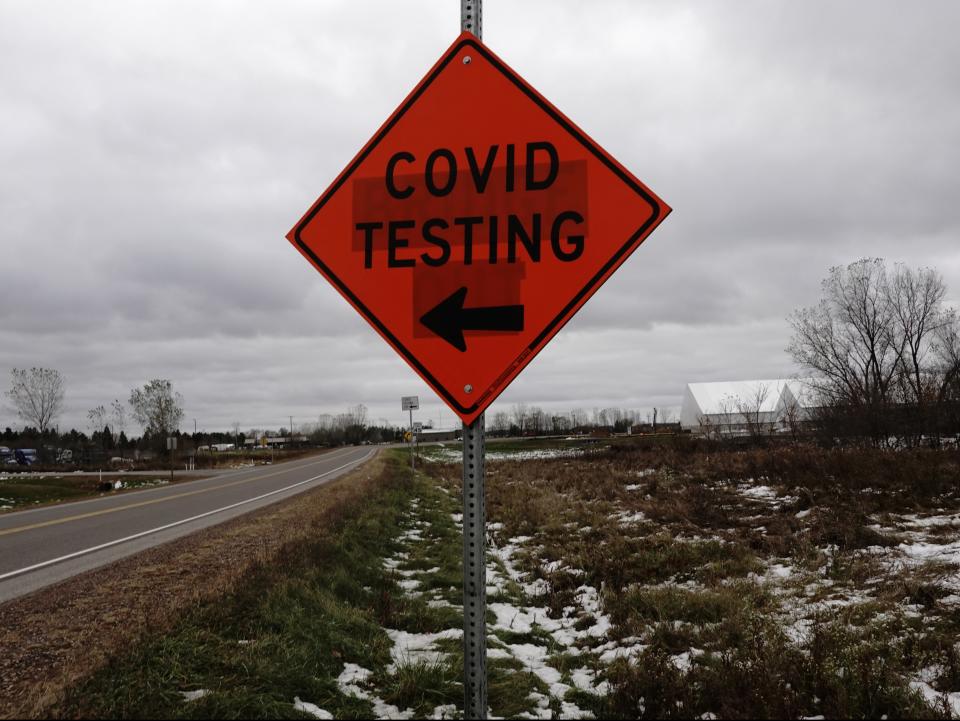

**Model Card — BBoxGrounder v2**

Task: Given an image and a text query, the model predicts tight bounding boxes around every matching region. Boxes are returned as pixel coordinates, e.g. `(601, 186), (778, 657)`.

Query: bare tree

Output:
(603, 407), (623, 429)
(490, 411), (510, 435)
(339, 404), (368, 444)
(735, 383), (772, 438)
(6, 367), (65, 433)
(781, 390), (805, 442)
(512, 403), (528, 435)
(699, 395), (736, 440)
(87, 404), (107, 434)
(788, 259), (904, 442)
(110, 399), (127, 440)
(933, 310), (960, 438)
(569, 408), (588, 431)
(348, 403), (368, 429)
(935, 310), (960, 398)
(528, 406), (545, 435)
(787, 258), (960, 444)
(790, 260), (889, 404)
(551, 413), (571, 434)
(129, 379), (184, 438)
(888, 263), (947, 405)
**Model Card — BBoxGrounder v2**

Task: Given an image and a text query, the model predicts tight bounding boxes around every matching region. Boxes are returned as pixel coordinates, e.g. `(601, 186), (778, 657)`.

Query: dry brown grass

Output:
(464, 439), (960, 718)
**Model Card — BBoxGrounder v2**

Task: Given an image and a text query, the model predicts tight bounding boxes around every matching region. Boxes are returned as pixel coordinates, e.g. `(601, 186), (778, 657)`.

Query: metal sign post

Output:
(462, 412), (487, 718)
(460, 4), (486, 718)
(402, 396), (419, 474)
(414, 421), (423, 466)
(166, 435), (177, 483)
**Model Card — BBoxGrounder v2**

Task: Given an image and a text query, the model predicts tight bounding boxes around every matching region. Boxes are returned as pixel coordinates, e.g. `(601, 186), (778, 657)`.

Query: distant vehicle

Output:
(14, 448), (37, 466)
(0, 446), (11, 463)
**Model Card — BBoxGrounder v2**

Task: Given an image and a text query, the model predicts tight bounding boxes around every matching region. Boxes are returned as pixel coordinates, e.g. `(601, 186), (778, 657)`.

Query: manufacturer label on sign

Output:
(289, 33), (670, 425)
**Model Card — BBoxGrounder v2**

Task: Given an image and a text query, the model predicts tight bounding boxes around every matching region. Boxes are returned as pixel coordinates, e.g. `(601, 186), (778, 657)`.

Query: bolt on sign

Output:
(288, 33), (670, 425)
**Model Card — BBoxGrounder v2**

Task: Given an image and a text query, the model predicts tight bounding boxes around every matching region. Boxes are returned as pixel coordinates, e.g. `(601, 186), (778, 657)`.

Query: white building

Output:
(680, 379), (817, 434)
(778, 380), (818, 423)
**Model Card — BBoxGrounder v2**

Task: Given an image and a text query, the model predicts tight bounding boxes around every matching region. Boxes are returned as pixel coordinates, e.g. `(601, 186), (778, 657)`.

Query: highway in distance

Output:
(0, 446), (376, 603)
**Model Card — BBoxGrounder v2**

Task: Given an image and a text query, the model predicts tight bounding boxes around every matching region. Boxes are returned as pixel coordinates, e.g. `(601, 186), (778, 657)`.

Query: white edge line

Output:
(0, 449), (376, 582)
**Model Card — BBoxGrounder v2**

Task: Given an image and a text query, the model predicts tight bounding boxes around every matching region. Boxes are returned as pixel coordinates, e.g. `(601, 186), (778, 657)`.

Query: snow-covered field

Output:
(420, 444), (593, 464)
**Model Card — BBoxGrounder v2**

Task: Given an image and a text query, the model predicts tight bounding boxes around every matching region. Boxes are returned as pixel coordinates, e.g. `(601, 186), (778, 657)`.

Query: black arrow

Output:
(420, 287), (524, 352)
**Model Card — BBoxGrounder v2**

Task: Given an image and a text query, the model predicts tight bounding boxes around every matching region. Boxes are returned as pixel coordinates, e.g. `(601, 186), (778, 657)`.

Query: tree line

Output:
(2, 374), (188, 461)
(486, 403), (675, 437)
(2, 371), (399, 462)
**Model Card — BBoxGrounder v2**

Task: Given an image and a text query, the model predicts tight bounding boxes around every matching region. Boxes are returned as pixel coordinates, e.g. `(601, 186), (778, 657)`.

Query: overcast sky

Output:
(2, 1), (959, 434)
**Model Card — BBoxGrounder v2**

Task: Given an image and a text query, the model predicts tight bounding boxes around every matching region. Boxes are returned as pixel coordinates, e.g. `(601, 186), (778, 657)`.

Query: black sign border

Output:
(294, 36), (667, 418)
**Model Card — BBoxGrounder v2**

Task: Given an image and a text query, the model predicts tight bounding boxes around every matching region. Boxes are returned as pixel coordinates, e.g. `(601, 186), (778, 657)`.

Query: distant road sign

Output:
(289, 33), (670, 425)
(402, 396), (420, 411)
(413, 422), (423, 433)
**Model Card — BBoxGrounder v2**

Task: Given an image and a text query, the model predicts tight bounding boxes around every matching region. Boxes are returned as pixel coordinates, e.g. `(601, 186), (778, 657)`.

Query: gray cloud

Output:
(2, 1), (959, 433)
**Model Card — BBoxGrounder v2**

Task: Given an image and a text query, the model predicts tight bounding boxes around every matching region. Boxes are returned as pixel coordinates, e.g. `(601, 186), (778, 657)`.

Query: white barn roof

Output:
(781, 379), (818, 409)
(680, 379), (813, 430)
(685, 380), (785, 416)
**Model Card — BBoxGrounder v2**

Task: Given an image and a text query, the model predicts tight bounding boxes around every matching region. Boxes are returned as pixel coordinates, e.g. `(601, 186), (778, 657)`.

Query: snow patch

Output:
(337, 663), (415, 720)
(385, 628), (461, 671)
(180, 689), (210, 702)
(910, 679), (960, 716)
(293, 697), (333, 719)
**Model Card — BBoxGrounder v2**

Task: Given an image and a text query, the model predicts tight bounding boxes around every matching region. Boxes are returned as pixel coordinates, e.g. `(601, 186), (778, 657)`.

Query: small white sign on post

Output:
(402, 396), (419, 411)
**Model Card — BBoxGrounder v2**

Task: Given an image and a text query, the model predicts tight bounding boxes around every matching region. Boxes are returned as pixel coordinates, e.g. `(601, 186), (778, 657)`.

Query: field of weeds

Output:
(58, 441), (960, 719)
(400, 439), (960, 718)
(471, 439), (960, 719)
(0, 472), (186, 511)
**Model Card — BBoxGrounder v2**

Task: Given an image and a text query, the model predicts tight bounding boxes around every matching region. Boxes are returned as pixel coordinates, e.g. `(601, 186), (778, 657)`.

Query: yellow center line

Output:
(0, 449), (356, 538)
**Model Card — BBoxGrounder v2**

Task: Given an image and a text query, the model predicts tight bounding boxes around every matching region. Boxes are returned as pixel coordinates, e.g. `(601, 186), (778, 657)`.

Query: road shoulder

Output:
(0, 452), (383, 720)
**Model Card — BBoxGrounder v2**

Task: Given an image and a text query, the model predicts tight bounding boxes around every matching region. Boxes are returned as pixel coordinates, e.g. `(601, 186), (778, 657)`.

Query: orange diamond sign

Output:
(287, 33), (671, 425)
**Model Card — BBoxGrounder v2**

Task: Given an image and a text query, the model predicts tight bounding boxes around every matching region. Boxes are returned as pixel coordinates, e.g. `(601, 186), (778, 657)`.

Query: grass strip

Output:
(57, 451), (425, 720)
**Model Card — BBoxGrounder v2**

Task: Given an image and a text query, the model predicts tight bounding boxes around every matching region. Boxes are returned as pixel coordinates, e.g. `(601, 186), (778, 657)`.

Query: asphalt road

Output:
(0, 446), (376, 604)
